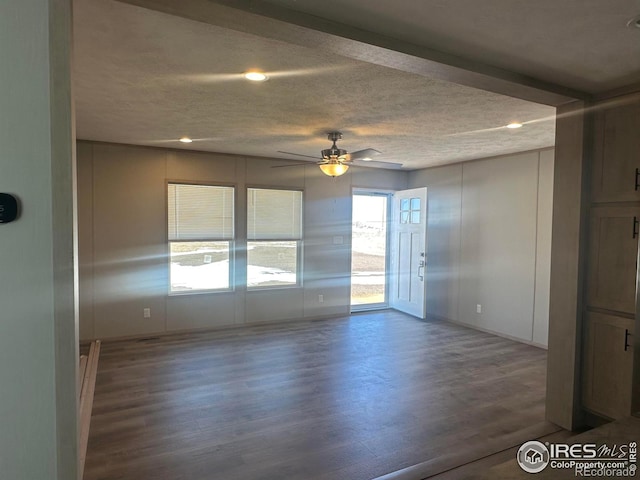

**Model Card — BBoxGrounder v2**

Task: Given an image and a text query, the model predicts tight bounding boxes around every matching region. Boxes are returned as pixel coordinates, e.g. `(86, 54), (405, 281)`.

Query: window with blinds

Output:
(167, 183), (234, 292)
(247, 188), (303, 288)
(168, 183), (234, 241)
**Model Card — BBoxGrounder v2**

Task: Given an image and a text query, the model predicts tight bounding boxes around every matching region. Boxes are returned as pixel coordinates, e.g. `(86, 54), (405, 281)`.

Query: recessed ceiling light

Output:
(179, 137), (193, 143)
(244, 71), (268, 82)
(506, 122), (523, 129)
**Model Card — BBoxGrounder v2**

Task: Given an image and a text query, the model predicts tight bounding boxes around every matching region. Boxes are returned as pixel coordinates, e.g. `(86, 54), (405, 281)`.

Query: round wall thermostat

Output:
(0, 193), (19, 224)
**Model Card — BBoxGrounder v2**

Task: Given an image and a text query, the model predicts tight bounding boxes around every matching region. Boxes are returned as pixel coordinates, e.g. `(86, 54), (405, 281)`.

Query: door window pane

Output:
(408, 197), (421, 224)
(400, 197), (411, 224)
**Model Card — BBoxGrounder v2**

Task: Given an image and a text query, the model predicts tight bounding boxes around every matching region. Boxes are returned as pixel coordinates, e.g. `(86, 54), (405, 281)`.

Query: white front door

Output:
(390, 187), (427, 318)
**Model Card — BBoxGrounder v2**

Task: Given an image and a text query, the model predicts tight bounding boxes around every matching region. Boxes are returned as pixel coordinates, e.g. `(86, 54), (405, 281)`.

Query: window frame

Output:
(166, 180), (237, 295)
(246, 185), (304, 291)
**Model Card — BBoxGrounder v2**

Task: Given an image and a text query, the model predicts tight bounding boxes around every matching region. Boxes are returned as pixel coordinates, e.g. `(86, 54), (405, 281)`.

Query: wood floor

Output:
(84, 311), (548, 480)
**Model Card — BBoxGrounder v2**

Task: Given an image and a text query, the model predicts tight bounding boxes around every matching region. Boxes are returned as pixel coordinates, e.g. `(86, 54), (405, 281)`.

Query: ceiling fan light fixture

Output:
(319, 162), (349, 177)
(321, 148), (348, 159)
(272, 131), (397, 176)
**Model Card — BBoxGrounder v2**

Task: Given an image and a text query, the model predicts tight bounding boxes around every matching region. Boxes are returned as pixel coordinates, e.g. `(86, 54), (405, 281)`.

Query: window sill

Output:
(168, 289), (234, 297)
(247, 285), (303, 292)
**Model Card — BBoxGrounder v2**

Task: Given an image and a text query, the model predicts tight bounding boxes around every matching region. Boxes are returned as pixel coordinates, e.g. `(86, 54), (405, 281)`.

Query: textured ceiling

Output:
(73, 0), (555, 170)
(262, 0), (640, 94)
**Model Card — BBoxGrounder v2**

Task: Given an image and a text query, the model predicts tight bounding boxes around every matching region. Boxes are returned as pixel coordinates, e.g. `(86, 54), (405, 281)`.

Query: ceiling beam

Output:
(117, 0), (588, 106)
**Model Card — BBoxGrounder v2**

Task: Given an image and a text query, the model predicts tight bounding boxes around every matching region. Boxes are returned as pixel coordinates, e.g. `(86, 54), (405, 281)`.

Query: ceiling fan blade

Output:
(277, 150), (320, 160)
(351, 159), (403, 169)
(271, 162), (316, 168)
(345, 148), (382, 162)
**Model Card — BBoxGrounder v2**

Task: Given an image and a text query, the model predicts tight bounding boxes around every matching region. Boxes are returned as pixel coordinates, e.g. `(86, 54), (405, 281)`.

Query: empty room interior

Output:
(2, 1), (640, 479)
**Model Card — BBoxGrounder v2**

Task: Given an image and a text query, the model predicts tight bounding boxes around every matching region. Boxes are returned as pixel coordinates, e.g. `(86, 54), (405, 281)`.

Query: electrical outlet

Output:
(476, 304), (482, 314)
(318, 294), (324, 303)
(143, 308), (151, 318)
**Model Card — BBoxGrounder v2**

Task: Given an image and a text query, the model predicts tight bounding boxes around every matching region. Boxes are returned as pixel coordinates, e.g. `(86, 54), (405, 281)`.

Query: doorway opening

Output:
(351, 191), (391, 311)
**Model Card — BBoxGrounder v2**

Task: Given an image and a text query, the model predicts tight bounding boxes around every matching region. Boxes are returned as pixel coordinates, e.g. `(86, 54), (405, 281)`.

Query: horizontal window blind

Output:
(247, 188), (302, 240)
(168, 183), (234, 241)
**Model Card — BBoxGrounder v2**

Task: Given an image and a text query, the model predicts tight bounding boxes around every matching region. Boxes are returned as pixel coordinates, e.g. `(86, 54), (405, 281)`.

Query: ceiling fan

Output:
(273, 132), (403, 177)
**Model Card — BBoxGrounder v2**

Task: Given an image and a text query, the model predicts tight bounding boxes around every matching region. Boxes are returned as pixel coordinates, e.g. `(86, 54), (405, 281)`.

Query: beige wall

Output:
(78, 141), (553, 346)
(534, 150), (554, 346)
(409, 148), (554, 347)
(408, 163), (463, 322)
(77, 141), (409, 340)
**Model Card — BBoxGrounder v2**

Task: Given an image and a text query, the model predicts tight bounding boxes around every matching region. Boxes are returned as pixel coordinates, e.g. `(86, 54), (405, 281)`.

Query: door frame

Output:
(350, 188), (393, 312)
